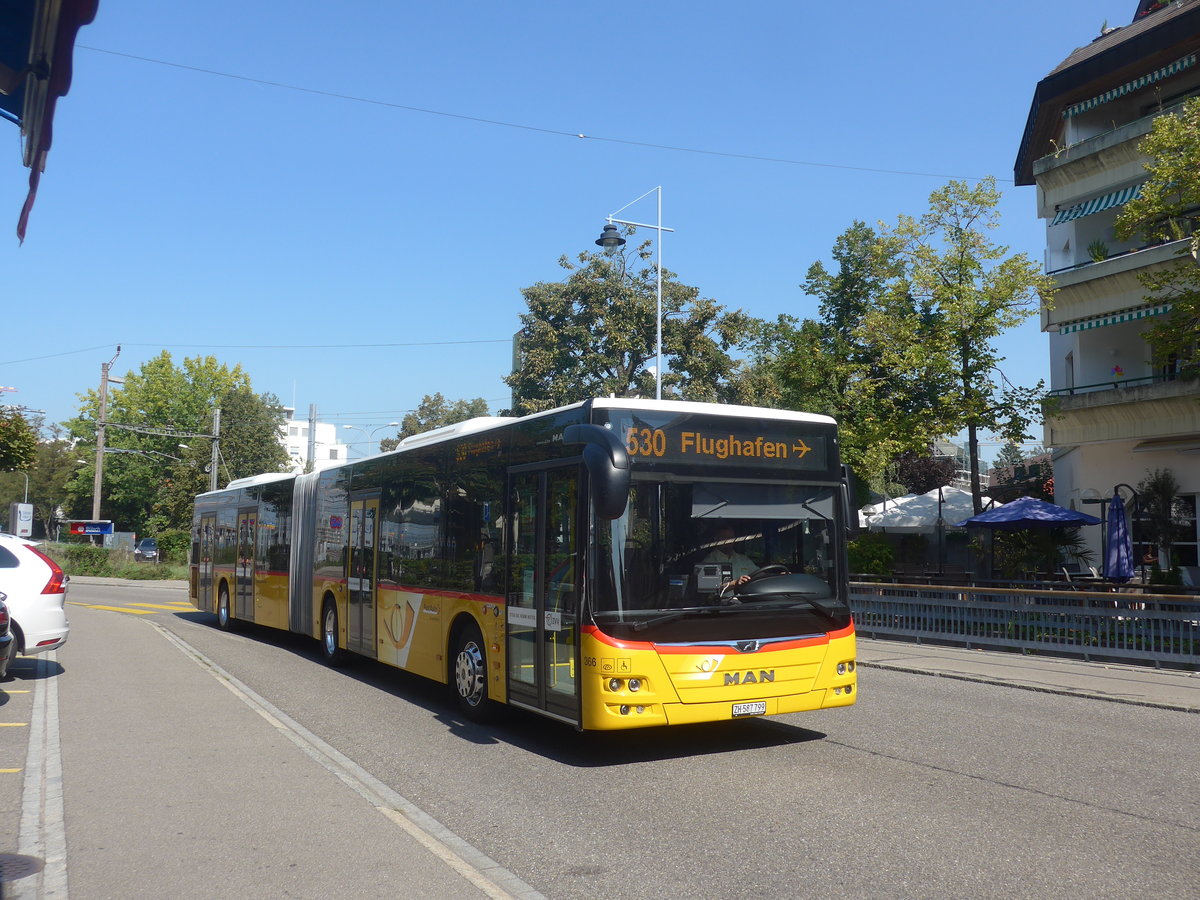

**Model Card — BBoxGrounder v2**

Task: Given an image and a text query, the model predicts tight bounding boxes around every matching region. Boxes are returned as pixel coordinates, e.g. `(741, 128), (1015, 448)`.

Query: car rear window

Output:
(0, 546), (18, 568)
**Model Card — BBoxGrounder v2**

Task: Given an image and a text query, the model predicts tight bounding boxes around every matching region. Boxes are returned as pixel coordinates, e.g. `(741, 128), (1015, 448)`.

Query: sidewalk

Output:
(12, 603), (536, 900)
(857, 637), (1200, 713)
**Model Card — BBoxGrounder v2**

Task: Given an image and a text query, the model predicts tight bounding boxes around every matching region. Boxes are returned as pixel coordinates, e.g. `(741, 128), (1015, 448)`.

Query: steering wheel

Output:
(743, 564), (791, 584)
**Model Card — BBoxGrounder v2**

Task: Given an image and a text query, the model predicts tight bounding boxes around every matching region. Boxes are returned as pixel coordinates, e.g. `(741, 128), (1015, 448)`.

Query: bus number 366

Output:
(626, 427), (666, 457)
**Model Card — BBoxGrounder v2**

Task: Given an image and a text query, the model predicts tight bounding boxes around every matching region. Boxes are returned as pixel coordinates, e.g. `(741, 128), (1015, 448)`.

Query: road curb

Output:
(858, 659), (1200, 714)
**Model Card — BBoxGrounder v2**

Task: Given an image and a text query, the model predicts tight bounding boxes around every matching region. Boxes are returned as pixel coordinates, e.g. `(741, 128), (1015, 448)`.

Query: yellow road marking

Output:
(2, 690), (30, 694)
(0, 768), (22, 773)
(76, 605), (156, 615)
(0, 723), (28, 727)
(128, 603), (193, 611)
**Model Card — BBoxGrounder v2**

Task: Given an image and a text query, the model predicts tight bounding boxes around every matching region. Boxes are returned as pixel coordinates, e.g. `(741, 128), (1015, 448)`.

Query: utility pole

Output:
(91, 346), (121, 524)
(209, 407), (221, 492)
(307, 403), (317, 474)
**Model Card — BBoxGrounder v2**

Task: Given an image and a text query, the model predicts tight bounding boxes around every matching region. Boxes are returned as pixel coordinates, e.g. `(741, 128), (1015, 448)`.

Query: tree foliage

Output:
(67, 352), (289, 534)
(0, 407), (37, 472)
(875, 178), (1054, 511)
(0, 417), (77, 538)
(505, 241), (756, 414)
(379, 393), (491, 451)
(1114, 97), (1200, 377)
(748, 183), (1053, 511)
(893, 451), (957, 495)
(748, 221), (945, 481)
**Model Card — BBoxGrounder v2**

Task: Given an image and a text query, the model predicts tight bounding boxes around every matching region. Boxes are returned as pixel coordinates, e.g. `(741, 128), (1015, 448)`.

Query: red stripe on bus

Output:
(583, 621), (854, 653)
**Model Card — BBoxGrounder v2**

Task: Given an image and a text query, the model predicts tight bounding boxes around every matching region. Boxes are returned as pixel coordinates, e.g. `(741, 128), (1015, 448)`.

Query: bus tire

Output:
(451, 621), (499, 722)
(216, 585), (234, 631)
(321, 598), (345, 667)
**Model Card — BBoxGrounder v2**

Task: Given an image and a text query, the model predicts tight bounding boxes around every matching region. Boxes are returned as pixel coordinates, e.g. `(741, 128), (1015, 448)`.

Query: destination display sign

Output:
(598, 411), (832, 472)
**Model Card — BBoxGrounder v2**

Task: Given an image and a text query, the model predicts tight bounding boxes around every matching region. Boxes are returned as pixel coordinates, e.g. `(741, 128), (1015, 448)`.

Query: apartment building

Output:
(1015, 0), (1200, 568)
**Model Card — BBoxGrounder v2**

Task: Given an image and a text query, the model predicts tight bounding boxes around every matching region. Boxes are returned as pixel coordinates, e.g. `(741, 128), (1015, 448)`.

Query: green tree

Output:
(993, 441), (1026, 470)
(505, 241), (755, 414)
(0, 422), (78, 538)
(877, 178), (1055, 512)
(1114, 97), (1200, 377)
(0, 407), (37, 472)
(67, 352), (289, 534)
(150, 384), (292, 530)
(379, 393), (491, 451)
(751, 221), (944, 482)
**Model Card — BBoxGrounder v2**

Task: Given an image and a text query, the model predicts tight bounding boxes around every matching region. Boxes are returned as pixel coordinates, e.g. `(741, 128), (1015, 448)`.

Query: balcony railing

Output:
(1045, 236), (1187, 276)
(1046, 373), (1173, 397)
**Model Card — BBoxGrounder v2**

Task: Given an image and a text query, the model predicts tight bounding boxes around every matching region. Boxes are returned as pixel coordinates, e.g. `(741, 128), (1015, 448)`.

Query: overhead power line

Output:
(79, 44), (1009, 184)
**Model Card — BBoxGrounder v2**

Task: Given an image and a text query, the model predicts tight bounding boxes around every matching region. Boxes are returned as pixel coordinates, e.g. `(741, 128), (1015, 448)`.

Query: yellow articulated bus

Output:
(190, 398), (857, 730)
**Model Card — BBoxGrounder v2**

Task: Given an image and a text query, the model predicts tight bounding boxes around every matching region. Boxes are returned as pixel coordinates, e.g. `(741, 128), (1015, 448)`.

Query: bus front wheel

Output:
(452, 623), (498, 722)
(321, 599), (345, 667)
(216, 586), (233, 631)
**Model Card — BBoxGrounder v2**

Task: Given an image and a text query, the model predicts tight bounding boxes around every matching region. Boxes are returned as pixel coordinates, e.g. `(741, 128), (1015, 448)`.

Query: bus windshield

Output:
(592, 476), (850, 640)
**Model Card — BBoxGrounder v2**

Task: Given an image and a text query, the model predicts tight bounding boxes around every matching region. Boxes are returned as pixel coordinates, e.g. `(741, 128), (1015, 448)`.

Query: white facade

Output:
(1016, 1), (1200, 568)
(280, 411), (347, 472)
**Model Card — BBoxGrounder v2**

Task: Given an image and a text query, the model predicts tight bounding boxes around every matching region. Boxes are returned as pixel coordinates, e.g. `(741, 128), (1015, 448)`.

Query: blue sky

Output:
(0, 1), (1142, 460)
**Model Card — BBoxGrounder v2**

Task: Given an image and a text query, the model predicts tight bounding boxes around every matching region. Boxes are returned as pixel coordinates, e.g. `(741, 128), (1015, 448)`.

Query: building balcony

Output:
(1041, 238), (1191, 331)
(1044, 374), (1200, 446)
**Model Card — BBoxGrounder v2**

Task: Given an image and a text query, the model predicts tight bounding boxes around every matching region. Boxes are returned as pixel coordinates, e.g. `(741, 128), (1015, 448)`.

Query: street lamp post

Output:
(596, 186), (674, 400)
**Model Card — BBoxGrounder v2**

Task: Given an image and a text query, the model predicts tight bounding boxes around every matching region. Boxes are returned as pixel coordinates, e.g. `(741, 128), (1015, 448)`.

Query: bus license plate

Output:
(732, 701), (767, 718)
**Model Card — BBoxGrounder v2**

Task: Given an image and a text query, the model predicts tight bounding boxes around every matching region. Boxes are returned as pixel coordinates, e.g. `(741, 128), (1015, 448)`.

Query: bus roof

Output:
(396, 400), (834, 454)
(212, 471), (295, 493)
(587, 398), (836, 426)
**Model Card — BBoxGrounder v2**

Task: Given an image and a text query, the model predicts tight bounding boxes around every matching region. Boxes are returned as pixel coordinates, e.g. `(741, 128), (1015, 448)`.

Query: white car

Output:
(0, 533), (70, 665)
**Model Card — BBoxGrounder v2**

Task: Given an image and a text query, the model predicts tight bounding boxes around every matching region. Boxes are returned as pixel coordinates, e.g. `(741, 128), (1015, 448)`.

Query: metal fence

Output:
(850, 582), (1200, 669)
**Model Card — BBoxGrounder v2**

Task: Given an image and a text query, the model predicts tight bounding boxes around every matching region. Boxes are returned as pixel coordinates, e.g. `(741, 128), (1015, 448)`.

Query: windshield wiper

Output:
(631, 606), (740, 632)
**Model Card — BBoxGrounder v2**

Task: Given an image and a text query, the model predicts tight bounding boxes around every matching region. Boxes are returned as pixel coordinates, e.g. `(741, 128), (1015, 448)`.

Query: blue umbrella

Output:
(954, 496), (1102, 530)
(1105, 491), (1135, 583)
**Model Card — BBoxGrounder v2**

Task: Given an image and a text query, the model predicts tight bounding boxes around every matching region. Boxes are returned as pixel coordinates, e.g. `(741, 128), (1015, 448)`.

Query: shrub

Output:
(848, 533), (894, 575)
(54, 543), (113, 577)
(154, 529), (192, 565)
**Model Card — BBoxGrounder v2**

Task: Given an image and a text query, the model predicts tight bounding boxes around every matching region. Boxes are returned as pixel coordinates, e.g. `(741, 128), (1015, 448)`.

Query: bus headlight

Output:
(837, 662), (846, 675)
(628, 678), (642, 692)
(608, 678), (623, 692)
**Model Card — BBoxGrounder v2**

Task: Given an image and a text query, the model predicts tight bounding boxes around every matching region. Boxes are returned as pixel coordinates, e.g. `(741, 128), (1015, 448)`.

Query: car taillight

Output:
(0, 601), (8, 629)
(25, 545), (67, 595)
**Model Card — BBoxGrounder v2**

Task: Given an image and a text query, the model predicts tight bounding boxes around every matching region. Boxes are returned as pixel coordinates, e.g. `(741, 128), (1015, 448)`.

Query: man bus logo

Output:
(725, 670), (775, 685)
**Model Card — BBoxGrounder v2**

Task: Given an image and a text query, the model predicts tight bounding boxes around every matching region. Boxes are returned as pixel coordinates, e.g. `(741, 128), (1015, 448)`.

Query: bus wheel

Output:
(321, 599), (345, 667)
(217, 586), (233, 631)
(452, 623), (498, 722)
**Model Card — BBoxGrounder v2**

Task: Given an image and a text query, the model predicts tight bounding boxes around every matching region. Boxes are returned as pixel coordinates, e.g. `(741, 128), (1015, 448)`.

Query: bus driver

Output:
(703, 523), (758, 588)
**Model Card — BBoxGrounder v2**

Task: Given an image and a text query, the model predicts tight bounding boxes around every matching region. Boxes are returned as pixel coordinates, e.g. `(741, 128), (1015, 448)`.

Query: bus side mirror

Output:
(564, 424), (630, 520)
(843, 465), (861, 537)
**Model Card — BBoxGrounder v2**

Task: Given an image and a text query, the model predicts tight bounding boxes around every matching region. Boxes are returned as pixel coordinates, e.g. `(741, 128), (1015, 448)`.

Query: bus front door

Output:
(347, 497), (379, 657)
(507, 465), (581, 725)
(235, 510), (256, 621)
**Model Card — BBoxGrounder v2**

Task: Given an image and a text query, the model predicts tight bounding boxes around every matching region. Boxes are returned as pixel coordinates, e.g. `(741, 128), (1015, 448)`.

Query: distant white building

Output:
(932, 440), (988, 494)
(281, 408), (347, 472)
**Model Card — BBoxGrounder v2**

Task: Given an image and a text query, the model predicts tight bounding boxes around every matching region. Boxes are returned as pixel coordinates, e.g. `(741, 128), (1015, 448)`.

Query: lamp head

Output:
(595, 223), (626, 254)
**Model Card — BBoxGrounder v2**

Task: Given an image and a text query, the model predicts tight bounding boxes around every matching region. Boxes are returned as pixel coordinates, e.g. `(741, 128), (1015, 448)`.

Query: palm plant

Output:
(1137, 468), (1186, 568)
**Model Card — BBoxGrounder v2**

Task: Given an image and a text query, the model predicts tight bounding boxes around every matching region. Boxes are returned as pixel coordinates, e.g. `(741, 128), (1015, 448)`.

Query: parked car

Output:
(134, 537), (159, 563)
(0, 593), (13, 680)
(0, 533), (70, 662)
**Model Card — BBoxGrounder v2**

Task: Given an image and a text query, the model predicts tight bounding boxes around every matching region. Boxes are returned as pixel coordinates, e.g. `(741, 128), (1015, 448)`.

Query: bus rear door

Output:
(506, 464), (581, 725)
(235, 509), (256, 620)
(198, 514), (216, 612)
(346, 496), (379, 657)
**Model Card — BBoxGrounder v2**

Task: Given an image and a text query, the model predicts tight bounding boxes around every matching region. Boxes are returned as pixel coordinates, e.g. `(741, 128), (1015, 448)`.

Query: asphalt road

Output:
(4, 579), (1197, 899)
